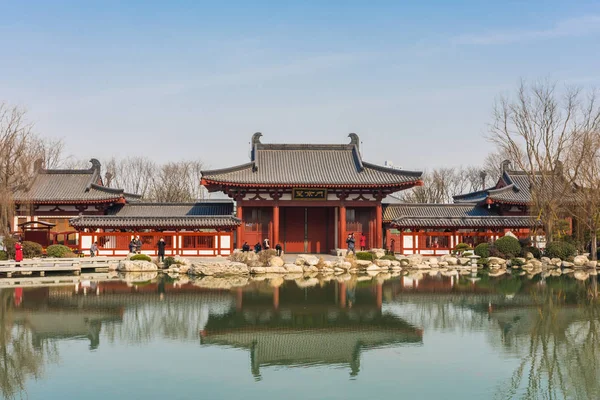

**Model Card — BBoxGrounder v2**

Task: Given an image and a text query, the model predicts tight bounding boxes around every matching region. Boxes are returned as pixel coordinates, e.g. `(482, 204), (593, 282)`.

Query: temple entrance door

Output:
(307, 208), (328, 253)
(283, 207), (305, 253)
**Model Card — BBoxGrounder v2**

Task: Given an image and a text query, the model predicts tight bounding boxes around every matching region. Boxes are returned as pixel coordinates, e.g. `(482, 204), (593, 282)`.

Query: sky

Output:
(1, 0), (599, 172)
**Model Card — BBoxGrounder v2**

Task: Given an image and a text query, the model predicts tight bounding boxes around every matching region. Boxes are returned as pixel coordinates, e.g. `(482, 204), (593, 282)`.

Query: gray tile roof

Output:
(13, 161), (140, 204)
(453, 170), (581, 205)
(70, 201), (240, 229)
(385, 203), (540, 228)
(202, 135), (422, 188)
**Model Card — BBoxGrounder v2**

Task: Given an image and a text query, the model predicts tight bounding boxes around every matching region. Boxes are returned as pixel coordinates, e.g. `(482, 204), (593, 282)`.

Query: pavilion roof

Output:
(12, 159), (140, 204)
(69, 200), (240, 229)
(453, 166), (581, 206)
(385, 203), (540, 228)
(201, 133), (423, 190)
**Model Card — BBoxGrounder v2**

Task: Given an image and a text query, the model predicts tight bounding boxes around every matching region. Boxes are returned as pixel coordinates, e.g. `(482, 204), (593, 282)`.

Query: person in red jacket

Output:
(15, 240), (23, 266)
(360, 233), (367, 251)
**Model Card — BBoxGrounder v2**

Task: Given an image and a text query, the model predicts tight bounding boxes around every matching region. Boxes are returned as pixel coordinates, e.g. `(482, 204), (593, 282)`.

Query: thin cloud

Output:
(452, 15), (600, 45)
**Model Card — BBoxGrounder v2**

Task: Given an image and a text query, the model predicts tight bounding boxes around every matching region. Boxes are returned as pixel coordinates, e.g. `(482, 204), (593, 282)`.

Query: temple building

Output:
(8, 134), (571, 256)
(201, 133), (423, 253)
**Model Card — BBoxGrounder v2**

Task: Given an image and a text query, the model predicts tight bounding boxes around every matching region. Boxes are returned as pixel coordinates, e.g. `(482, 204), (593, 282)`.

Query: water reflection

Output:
(1, 273), (600, 399)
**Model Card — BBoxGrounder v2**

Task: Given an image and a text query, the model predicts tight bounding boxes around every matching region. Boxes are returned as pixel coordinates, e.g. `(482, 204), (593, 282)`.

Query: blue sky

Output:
(1, 0), (599, 171)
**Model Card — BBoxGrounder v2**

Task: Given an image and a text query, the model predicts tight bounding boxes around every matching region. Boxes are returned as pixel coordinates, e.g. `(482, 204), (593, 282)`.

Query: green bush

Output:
(510, 258), (525, 267)
(163, 256), (184, 268)
(521, 246), (541, 259)
(493, 236), (521, 258)
(356, 252), (375, 261)
(22, 241), (43, 258)
(130, 254), (152, 262)
(474, 243), (490, 258)
(454, 243), (472, 252)
(545, 241), (576, 260)
(379, 254), (398, 261)
(0, 250), (7, 261)
(46, 244), (73, 258)
(462, 251), (473, 257)
(477, 257), (489, 267)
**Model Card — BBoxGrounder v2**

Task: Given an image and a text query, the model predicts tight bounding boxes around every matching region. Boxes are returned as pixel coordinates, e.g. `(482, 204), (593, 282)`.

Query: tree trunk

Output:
(592, 230), (598, 261)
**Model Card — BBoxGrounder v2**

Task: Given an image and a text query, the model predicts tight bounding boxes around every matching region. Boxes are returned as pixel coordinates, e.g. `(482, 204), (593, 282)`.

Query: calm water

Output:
(2, 272), (600, 400)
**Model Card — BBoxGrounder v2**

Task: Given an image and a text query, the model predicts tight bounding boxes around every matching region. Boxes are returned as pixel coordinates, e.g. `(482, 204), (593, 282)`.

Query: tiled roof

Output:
(385, 203), (539, 228)
(454, 169), (581, 205)
(13, 160), (140, 204)
(201, 134), (422, 189)
(70, 201), (240, 229)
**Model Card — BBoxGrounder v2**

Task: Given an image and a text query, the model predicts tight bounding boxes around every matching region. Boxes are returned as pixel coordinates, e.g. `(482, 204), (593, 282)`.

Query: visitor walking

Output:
(15, 240), (23, 266)
(135, 236), (143, 254)
(263, 238), (270, 250)
(360, 233), (367, 251)
(242, 242), (250, 252)
(90, 242), (98, 257)
(346, 233), (356, 256)
(128, 239), (136, 254)
(157, 238), (166, 263)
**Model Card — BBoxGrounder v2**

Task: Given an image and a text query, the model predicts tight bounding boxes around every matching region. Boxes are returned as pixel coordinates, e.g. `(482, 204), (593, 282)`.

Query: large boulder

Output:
(375, 259), (391, 268)
(264, 266), (287, 274)
(268, 256), (285, 268)
(370, 249), (386, 259)
(283, 263), (304, 273)
(573, 255), (589, 267)
(442, 256), (458, 266)
(250, 266), (266, 274)
(487, 257), (507, 265)
(190, 261), (250, 276)
(355, 260), (372, 268)
(117, 260), (158, 272)
(296, 254), (320, 266)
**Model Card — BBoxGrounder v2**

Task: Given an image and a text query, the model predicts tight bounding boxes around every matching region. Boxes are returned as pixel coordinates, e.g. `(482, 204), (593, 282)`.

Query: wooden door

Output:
(283, 207), (305, 253)
(307, 208), (329, 254)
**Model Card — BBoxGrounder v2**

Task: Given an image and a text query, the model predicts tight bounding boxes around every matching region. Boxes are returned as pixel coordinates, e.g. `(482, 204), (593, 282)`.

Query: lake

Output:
(2, 272), (599, 400)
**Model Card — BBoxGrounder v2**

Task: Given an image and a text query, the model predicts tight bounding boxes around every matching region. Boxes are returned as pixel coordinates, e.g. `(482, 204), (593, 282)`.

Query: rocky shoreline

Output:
(110, 249), (600, 282)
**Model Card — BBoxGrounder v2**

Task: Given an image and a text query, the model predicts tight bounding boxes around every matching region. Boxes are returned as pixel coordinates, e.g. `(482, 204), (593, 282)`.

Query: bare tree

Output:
(148, 160), (207, 202)
(489, 80), (595, 241)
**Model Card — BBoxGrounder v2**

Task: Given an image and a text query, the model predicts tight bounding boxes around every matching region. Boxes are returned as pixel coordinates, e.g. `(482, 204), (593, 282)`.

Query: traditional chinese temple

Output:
(9, 134), (565, 256)
(201, 133), (423, 253)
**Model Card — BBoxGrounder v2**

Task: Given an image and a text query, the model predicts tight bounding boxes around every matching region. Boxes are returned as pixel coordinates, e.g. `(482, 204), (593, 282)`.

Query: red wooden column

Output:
(273, 202), (280, 246)
(236, 204), (243, 249)
(375, 203), (383, 249)
(339, 204), (347, 248)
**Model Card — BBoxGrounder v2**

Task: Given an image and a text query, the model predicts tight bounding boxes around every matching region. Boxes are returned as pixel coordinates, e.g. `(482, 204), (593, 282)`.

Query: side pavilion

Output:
(201, 133), (423, 253)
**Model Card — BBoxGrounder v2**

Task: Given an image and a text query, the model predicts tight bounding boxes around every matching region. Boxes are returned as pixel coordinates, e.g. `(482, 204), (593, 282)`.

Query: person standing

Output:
(157, 237), (166, 263)
(263, 238), (270, 250)
(90, 242), (98, 257)
(15, 240), (23, 266)
(360, 233), (367, 251)
(254, 242), (262, 253)
(128, 239), (136, 254)
(346, 233), (356, 256)
(242, 242), (250, 252)
(135, 236), (143, 254)
(275, 243), (282, 257)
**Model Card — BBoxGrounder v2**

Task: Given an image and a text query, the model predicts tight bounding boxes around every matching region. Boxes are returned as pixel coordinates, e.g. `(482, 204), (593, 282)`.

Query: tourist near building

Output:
(9, 134), (573, 256)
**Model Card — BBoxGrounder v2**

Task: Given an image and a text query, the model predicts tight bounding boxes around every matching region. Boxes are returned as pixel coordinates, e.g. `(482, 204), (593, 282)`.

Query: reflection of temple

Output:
(200, 282), (423, 377)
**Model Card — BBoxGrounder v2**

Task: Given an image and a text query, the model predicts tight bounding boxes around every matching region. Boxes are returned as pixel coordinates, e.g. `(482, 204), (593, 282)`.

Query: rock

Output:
(530, 259), (543, 268)
(407, 254), (424, 266)
(173, 255), (192, 266)
(488, 269), (508, 277)
(541, 257), (551, 264)
(458, 257), (470, 265)
(303, 265), (319, 273)
(438, 261), (448, 267)
(524, 252), (534, 260)
(334, 267), (345, 273)
(117, 260), (158, 272)
(562, 268), (574, 274)
(413, 263), (431, 269)
(283, 263), (304, 273)
(194, 276), (249, 289)
(250, 266), (266, 274)
(515, 257), (527, 264)
(189, 261), (250, 276)
(574, 255), (589, 266)
(297, 254), (320, 266)
(400, 259), (410, 267)
(321, 267), (335, 274)
(551, 258), (562, 266)
(370, 249), (386, 259)
(355, 260), (372, 267)
(264, 266), (287, 274)
(428, 257), (439, 265)
(366, 264), (380, 271)
(589, 268), (598, 276)
(283, 273), (303, 280)
(391, 266), (402, 271)
(562, 261), (574, 268)
(269, 256), (285, 268)
(488, 257), (507, 265)
(375, 259), (391, 268)
(587, 261), (598, 268)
